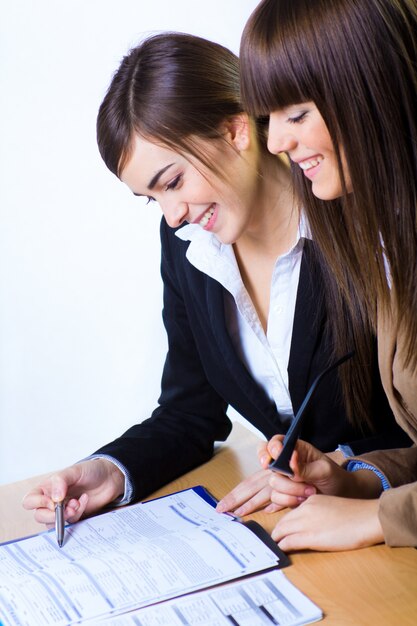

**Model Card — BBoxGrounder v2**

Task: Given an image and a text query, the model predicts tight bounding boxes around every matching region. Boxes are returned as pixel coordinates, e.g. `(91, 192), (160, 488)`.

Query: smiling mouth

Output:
(298, 156), (323, 171)
(199, 205), (215, 227)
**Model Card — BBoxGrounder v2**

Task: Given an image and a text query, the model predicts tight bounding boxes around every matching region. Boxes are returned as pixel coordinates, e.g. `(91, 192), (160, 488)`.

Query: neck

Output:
(236, 152), (299, 259)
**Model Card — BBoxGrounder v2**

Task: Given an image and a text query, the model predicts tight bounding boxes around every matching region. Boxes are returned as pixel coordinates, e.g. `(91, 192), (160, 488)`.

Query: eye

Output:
(165, 174), (181, 191)
(146, 196), (156, 204)
(288, 111), (307, 124)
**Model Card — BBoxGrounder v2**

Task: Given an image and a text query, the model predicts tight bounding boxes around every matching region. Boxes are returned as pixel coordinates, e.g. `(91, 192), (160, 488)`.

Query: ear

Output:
(223, 113), (251, 152)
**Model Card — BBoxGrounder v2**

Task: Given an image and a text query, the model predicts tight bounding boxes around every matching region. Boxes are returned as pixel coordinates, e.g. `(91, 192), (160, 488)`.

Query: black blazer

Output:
(96, 219), (411, 500)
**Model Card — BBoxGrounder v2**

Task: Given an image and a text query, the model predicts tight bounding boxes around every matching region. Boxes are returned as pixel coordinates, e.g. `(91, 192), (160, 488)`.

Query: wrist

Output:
(326, 449), (346, 465)
(97, 458), (125, 501)
(359, 499), (384, 547)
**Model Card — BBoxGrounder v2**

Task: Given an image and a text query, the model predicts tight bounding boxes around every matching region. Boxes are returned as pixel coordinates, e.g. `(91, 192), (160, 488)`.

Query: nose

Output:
(161, 200), (188, 229)
(267, 112), (297, 155)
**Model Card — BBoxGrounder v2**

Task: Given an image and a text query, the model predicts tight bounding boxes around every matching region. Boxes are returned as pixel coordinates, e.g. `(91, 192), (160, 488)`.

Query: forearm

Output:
(94, 411), (231, 500)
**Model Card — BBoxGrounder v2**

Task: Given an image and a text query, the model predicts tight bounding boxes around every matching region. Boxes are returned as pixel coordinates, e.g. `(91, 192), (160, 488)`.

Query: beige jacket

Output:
(354, 307), (417, 546)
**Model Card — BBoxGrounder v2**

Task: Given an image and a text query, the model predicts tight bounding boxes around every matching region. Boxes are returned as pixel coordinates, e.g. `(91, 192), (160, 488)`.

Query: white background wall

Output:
(0, 0), (261, 484)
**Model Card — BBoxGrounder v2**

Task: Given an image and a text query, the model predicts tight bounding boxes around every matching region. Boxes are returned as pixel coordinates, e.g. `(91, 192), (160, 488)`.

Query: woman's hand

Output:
(22, 458), (125, 526)
(216, 468), (282, 516)
(265, 435), (383, 504)
(216, 440), (315, 516)
(272, 495), (384, 552)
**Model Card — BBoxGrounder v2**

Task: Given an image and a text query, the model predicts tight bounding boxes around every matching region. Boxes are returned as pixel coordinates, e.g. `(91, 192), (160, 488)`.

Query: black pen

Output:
(269, 351), (354, 476)
(55, 501), (65, 547)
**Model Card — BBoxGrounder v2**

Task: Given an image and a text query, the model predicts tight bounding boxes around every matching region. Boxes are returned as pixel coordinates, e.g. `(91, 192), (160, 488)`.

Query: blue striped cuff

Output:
(346, 461), (390, 491)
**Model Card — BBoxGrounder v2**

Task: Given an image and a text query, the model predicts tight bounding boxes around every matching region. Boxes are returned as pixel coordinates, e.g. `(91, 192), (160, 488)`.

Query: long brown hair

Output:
(240, 0), (417, 423)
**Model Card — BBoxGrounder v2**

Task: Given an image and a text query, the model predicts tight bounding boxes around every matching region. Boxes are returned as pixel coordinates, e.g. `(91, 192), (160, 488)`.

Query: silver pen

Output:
(55, 501), (65, 547)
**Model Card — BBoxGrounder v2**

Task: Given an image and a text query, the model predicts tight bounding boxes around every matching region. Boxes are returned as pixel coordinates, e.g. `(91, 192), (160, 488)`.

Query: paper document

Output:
(90, 570), (323, 625)
(0, 486), (288, 625)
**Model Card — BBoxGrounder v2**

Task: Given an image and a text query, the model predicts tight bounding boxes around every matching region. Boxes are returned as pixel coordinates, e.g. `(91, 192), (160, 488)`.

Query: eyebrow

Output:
(148, 163), (175, 190)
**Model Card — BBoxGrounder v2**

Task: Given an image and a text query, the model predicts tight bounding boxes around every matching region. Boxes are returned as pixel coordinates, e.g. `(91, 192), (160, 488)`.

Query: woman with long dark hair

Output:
(240, 0), (417, 549)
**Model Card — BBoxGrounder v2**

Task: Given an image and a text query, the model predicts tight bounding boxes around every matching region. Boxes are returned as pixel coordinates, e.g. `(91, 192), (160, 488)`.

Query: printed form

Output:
(90, 570), (322, 625)
(0, 487), (286, 625)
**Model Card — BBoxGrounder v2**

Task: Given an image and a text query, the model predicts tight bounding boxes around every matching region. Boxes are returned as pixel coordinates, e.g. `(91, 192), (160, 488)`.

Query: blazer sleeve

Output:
(350, 445), (417, 488)
(354, 314), (417, 546)
(379, 481), (417, 546)
(94, 220), (232, 500)
(345, 445), (417, 546)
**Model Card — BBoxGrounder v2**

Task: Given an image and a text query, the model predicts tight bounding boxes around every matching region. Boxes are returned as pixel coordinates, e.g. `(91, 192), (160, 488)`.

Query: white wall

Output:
(0, 0), (261, 484)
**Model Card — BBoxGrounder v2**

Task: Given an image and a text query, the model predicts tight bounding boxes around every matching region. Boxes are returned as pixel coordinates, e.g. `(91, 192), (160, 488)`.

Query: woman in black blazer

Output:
(23, 33), (410, 527)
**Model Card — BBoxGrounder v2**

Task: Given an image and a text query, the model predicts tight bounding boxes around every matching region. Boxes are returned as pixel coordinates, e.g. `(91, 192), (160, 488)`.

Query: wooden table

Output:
(1, 423), (416, 624)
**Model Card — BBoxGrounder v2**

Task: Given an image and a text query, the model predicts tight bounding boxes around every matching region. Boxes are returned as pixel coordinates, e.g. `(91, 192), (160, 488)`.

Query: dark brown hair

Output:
(97, 32), (246, 178)
(241, 0), (417, 424)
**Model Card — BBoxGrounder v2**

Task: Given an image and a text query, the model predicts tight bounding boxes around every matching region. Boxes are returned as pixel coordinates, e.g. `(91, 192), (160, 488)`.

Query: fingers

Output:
(288, 449), (315, 483)
(264, 502), (284, 514)
(49, 473), (72, 503)
(257, 435), (285, 466)
(274, 530), (314, 553)
(266, 435), (285, 461)
(257, 442), (271, 469)
(22, 465), (86, 529)
(22, 489), (56, 512)
(269, 471), (316, 509)
(31, 493), (89, 525)
(216, 470), (273, 515)
(271, 495), (383, 552)
(272, 507), (305, 545)
(65, 493), (89, 523)
(22, 460), (120, 531)
(23, 466), (82, 510)
(232, 486), (273, 517)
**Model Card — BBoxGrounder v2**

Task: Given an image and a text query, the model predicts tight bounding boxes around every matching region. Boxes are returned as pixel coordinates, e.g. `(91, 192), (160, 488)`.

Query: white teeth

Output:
(299, 156), (323, 171)
(199, 206), (215, 227)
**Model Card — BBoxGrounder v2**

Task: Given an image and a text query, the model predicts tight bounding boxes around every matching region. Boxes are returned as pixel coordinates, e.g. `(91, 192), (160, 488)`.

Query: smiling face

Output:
(120, 119), (266, 245)
(267, 102), (351, 200)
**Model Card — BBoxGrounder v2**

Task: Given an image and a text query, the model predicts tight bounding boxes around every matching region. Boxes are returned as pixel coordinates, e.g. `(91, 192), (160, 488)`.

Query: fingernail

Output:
(305, 487), (316, 496)
(216, 502), (225, 513)
(260, 454), (268, 466)
(271, 446), (280, 458)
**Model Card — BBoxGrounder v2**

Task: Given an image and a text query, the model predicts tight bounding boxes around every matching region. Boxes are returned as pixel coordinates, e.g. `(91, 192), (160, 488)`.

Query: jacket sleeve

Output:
(94, 220), (232, 500)
(379, 481), (417, 546)
(345, 445), (417, 546)
(350, 445), (417, 488)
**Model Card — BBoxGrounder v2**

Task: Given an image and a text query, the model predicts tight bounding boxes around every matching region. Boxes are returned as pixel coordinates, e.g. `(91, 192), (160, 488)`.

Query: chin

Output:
(214, 230), (239, 246)
(215, 235), (233, 245)
(311, 184), (343, 201)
